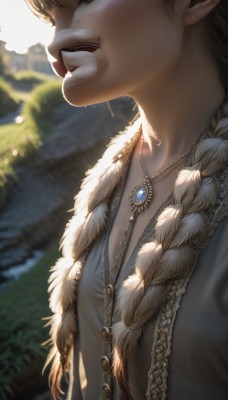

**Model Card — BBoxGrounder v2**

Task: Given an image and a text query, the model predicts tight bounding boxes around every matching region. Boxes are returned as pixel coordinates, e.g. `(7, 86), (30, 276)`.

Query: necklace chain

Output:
(139, 136), (189, 181)
(129, 134), (189, 216)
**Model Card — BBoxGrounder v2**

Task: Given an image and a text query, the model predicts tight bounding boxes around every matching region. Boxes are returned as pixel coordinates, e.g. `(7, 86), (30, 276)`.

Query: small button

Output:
(101, 327), (111, 343)
(106, 284), (114, 299)
(100, 356), (111, 373)
(101, 383), (111, 399)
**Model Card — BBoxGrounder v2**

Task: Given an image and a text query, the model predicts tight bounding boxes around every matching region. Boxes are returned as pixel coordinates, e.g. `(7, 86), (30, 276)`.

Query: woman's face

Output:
(47, 0), (185, 106)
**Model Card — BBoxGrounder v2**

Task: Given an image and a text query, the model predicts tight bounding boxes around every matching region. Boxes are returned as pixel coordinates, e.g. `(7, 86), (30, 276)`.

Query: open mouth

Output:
(61, 42), (99, 53)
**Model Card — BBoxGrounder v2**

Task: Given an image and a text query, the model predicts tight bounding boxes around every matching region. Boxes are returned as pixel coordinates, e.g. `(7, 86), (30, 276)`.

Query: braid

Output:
(43, 119), (142, 399)
(42, 99), (228, 400)
(112, 99), (228, 399)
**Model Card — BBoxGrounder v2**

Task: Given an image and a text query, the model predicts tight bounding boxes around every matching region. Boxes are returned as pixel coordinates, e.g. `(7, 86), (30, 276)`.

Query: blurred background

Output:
(0, 1), (136, 398)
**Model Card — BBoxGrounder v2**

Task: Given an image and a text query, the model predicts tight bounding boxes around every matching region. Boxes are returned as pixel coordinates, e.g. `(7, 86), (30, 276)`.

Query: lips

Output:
(47, 30), (100, 78)
(51, 42), (100, 78)
(61, 42), (99, 53)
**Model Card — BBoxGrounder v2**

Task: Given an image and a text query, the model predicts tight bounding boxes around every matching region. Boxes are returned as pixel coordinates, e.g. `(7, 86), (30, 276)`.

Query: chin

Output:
(62, 87), (107, 107)
(62, 79), (128, 107)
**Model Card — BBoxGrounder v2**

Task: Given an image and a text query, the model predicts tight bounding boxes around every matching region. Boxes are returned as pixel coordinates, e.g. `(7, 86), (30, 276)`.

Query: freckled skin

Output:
(47, 0), (184, 106)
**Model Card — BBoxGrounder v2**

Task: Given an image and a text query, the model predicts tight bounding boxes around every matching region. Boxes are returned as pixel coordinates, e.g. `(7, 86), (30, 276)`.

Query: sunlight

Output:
(0, 0), (53, 54)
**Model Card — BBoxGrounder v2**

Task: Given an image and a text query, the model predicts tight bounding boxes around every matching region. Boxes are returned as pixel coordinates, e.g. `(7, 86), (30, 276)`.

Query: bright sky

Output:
(0, 0), (54, 54)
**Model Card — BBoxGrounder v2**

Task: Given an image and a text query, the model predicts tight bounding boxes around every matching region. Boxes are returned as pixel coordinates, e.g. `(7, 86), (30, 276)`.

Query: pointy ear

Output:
(185, 0), (221, 26)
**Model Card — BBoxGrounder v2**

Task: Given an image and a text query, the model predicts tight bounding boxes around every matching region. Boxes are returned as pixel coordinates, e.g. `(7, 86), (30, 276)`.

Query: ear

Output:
(185, 0), (221, 26)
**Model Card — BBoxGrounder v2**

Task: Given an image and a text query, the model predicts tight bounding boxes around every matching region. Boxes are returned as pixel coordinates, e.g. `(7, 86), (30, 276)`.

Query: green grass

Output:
(0, 78), (63, 202)
(8, 70), (55, 92)
(0, 242), (60, 400)
(0, 80), (63, 165)
(0, 120), (41, 199)
(15, 90), (32, 103)
(0, 79), (19, 118)
(23, 79), (63, 131)
(0, 71), (65, 399)
(14, 70), (51, 83)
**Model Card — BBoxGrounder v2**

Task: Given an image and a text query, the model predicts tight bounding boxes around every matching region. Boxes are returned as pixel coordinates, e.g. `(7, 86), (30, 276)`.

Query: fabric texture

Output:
(67, 176), (228, 399)
(46, 100), (228, 399)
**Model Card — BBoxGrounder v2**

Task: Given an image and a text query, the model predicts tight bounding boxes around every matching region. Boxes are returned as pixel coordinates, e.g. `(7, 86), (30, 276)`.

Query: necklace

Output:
(129, 135), (189, 216)
(99, 126), (201, 397)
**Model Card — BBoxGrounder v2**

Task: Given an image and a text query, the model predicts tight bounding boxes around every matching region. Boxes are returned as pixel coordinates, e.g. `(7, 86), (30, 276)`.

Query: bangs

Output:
(25, 0), (75, 24)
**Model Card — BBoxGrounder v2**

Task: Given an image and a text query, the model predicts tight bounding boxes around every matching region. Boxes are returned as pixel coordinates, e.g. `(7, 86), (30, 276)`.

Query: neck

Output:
(130, 41), (225, 159)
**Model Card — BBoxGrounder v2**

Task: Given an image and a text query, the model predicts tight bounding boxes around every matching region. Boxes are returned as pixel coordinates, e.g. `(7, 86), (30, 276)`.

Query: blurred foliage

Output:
(0, 79), (19, 118)
(0, 243), (60, 400)
(8, 70), (55, 92)
(0, 47), (8, 76)
(0, 119), (40, 204)
(23, 79), (63, 132)
(0, 77), (63, 203)
(0, 54), (5, 76)
(0, 71), (64, 398)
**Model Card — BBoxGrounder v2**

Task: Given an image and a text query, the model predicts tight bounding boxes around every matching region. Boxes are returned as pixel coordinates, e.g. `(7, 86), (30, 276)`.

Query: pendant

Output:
(129, 175), (153, 216)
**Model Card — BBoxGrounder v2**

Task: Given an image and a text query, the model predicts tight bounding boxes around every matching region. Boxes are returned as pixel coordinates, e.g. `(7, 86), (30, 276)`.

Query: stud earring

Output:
(187, 10), (192, 16)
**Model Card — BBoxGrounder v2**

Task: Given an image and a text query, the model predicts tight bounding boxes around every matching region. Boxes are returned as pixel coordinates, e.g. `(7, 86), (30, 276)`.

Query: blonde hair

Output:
(44, 99), (228, 399)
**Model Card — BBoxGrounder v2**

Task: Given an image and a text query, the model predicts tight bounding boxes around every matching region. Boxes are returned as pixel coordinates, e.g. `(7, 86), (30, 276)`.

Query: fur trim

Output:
(174, 167), (201, 207)
(171, 212), (208, 247)
(155, 205), (183, 247)
(44, 99), (228, 400)
(188, 177), (217, 212)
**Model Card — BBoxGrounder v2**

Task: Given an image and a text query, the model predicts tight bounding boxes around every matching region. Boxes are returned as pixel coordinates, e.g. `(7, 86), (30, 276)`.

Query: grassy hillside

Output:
(0, 77), (63, 204)
(0, 79), (19, 118)
(0, 242), (60, 400)
(7, 70), (53, 91)
(0, 73), (66, 399)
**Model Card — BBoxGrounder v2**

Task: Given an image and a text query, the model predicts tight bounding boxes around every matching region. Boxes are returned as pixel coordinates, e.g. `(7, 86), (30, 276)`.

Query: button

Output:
(101, 383), (111, 399)
(100, 356), (111, 373)
(101, 327), (111, 343)
(105, 284), (114, 299)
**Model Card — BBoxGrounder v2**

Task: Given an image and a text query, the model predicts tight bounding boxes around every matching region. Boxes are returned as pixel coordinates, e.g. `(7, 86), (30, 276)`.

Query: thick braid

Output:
(43, 119), (142, 399)
(112, 100), (228, 399)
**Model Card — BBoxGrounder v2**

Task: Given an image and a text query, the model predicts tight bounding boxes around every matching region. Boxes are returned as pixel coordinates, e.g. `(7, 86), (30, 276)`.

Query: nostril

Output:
(47, 49), (67, 78)
(47, 39), (60, 61)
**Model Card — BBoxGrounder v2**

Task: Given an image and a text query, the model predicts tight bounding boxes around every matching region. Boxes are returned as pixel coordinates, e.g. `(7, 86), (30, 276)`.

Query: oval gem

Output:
(134, 185), (148, 205)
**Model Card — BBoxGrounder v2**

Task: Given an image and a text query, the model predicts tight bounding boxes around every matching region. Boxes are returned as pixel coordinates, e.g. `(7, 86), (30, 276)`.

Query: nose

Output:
(46, 30), (71, 78)
(47, 30), (63, 61)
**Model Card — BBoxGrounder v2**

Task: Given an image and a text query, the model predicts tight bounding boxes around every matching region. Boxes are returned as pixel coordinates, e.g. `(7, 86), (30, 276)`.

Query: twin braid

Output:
(112, 100), (228, 399)
(43, 100), (228, 400)
(43, 119), (142, 399)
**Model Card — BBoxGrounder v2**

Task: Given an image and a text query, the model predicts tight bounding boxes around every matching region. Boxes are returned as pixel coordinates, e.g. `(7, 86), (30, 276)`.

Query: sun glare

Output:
(0, 0), (53, 54)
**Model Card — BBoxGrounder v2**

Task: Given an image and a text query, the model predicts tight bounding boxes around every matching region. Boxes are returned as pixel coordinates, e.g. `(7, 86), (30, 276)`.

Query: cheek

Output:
(94, 0), (182, 82)
(80, 0), (148, 57)
(61, 0), (183, 105)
